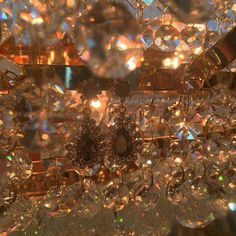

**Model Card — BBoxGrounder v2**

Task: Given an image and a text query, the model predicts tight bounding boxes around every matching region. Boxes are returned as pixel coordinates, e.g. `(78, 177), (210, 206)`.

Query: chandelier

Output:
(0, 0), (236, 235)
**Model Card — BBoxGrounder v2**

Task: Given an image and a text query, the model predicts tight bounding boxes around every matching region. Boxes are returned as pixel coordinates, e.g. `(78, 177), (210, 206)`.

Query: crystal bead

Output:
(102, 182), (129, 212)
(155, 25), (180, 52)
(9, 148), (33, 183)
(135, 185), (160, 210)
(181, 26), (203, 49)
(0, 197), (32, 233)
(175, 197), (215, 228)
(76, 1), (143, 78)
(44, 185), (79, 218)
(7, 1), (78, 45)
(74, 190), (101, 219)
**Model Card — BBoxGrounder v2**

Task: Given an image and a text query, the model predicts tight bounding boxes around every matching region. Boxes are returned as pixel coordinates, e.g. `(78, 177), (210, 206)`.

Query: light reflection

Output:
(228, 202), (236, 211)
(90, 99), (101, 109)
(162, 57), (181, 68)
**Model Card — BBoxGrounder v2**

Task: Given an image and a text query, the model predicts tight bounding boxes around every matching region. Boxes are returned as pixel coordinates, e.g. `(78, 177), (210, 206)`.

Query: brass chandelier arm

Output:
(186, 26), (236, 81)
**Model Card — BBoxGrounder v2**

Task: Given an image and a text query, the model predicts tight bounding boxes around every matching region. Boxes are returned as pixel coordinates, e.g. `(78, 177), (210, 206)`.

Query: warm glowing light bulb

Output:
(90, 99), (101, 108)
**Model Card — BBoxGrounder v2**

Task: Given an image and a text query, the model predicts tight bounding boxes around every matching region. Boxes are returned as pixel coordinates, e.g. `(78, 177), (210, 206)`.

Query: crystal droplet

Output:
(175, 198), (215, 229)
(44, 185), (78, 218)
(76, 1), (143, 78)
(7, 1), (78, 45)
(103, 182), (129, 212)
(155, 25), (180, 52)
(10, 148), (33, 182)
(136, 185), (160, 210)
(181, 26), (203, 49)
(0, 197), (32, 233)
(74, 190), (101, 219)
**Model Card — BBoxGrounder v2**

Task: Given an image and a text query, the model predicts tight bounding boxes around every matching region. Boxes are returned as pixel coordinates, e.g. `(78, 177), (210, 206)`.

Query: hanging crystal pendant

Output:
(104, 104), (143, 171)
(65, 105), (105, 176)
(104, 81), (143, 170)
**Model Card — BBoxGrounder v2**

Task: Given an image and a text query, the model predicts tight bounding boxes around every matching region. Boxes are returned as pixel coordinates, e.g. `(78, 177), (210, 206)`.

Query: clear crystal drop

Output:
(21, 115), (63, 153)
(102, 182), (130, 212)
(74, 190), (101, 219)
(7, 0), (78, 45)
(44, 185), (78, 218)
(181, 26), (203, 49)
(210, 197), (229, 219)
(9, 148), (33, 183)
(175, 197), (215, 228)
(155, 25), (180, 52)
(76, 1), (143, 78)
(136, 185), (160, 210)
(0, 197), (32, 233)
(0, 184), (16, 207)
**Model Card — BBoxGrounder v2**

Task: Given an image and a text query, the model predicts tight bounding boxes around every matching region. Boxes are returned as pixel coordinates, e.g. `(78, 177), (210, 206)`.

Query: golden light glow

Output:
(90, 99), (102, 109)
(163, 57), (181, 68)
(175, 157), (183, 164)
(41, 133), (49, 140)
(194, 46), (203, 55)
(163, 58), (172, 67)
(66, 0), (76, 8)
(172, 57), (180, 68)
(31, 17), (44, 25)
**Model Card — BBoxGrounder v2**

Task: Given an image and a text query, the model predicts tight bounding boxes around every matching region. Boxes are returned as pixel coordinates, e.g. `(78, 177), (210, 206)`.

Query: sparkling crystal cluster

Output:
(0, 0), (235, 235)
